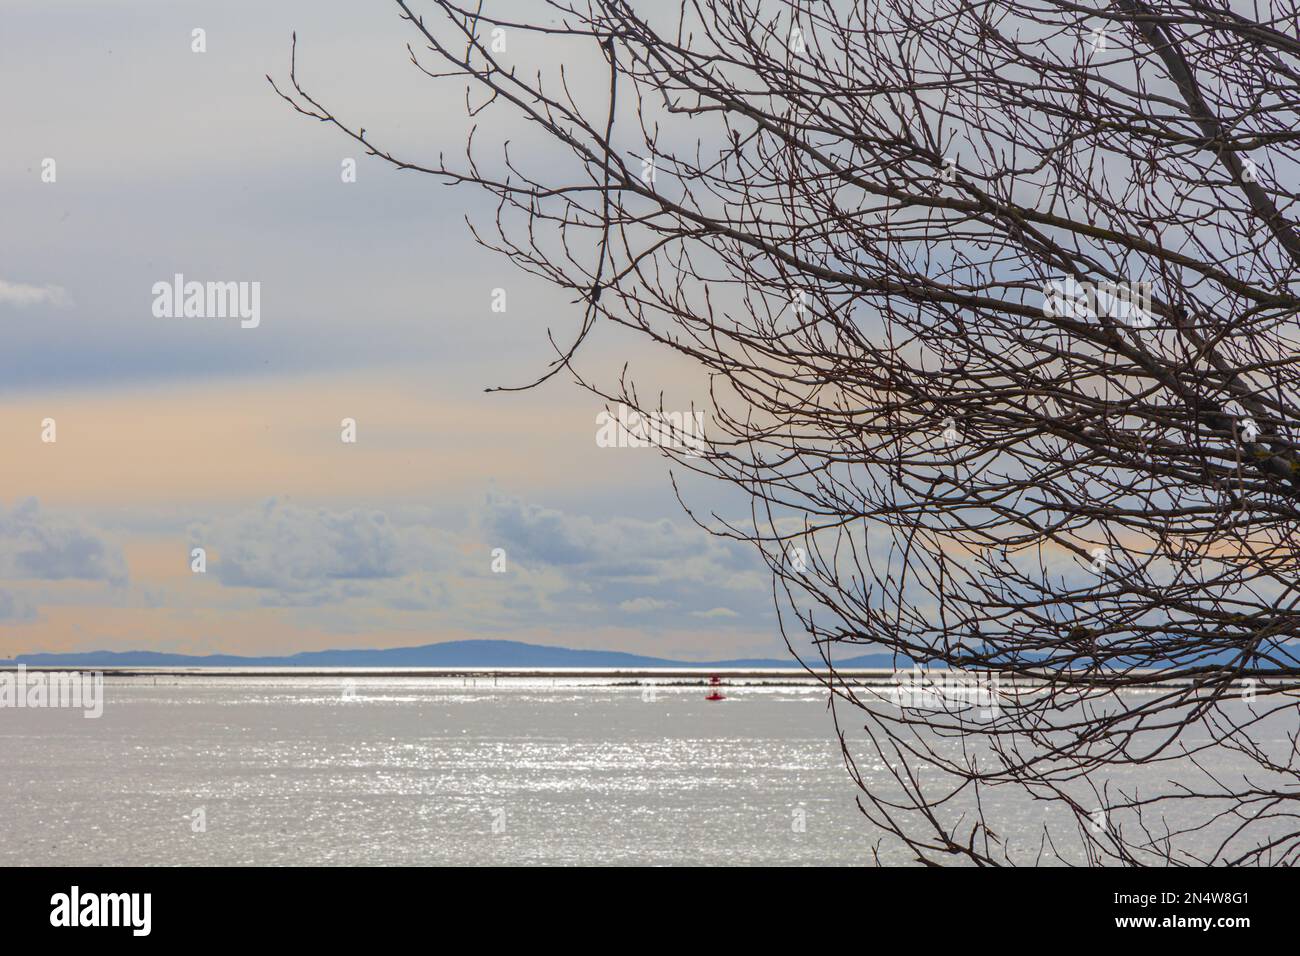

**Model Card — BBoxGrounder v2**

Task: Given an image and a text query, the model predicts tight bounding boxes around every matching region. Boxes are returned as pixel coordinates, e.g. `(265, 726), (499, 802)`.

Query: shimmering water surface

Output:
(0, 673), (1286, 865)
(2, 674), (877, 865)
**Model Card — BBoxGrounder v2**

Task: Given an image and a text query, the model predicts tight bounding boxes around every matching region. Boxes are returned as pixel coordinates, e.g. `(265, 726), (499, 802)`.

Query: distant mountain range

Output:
(0, 638), (902, 670)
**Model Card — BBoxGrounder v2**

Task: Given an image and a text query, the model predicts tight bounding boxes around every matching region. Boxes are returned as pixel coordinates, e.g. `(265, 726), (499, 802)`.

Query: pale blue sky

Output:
(0, 0), (782, 659)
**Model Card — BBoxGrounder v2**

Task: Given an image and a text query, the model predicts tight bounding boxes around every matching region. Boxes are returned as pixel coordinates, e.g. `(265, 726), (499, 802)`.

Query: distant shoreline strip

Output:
(0, 665), (1287, 690)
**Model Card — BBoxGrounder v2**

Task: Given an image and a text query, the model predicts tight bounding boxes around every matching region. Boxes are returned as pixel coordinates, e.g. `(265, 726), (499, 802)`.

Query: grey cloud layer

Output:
(190, 498), (449, 606)
(0, 499), (128, 585)
(183, 495), (771, 631)
(0, 590), (37, 624)
(478, 495), (768, 621)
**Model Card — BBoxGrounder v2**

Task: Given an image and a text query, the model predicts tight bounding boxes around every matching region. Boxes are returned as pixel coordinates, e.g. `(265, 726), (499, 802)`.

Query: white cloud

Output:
(0, 279), (70, 308)
(691, 607), (739, 619)
(619, 597), (673, 613)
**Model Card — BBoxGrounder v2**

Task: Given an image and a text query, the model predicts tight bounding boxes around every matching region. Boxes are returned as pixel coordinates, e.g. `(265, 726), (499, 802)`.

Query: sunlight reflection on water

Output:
(0, 675), (1281, 865)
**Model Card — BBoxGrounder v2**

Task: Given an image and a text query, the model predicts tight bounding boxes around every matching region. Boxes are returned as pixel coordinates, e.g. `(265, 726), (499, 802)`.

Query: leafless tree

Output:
(272, 0), (1300, 865)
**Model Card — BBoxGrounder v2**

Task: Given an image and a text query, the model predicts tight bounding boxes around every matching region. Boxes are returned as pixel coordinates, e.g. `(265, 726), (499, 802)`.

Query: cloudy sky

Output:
(0, 0), (781, 659)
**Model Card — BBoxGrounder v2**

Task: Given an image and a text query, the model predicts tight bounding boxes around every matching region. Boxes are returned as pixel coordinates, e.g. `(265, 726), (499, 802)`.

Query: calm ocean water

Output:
(0, 673), (1284, 865)
(1, 674), (873, 865)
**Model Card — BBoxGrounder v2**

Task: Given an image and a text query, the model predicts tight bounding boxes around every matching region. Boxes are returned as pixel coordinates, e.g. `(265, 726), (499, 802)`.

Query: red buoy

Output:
(705, 674), (726, 701)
